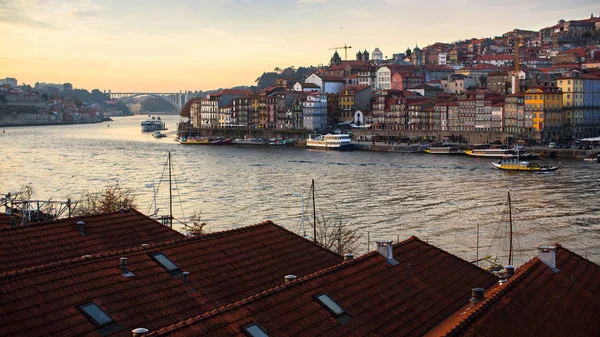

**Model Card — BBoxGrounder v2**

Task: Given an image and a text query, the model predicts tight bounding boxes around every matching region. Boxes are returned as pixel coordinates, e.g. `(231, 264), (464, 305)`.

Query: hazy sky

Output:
(1, 0), (598, 92)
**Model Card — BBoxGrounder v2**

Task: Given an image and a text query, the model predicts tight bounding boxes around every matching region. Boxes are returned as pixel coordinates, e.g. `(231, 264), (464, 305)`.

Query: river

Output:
(1, 115), (599, 265)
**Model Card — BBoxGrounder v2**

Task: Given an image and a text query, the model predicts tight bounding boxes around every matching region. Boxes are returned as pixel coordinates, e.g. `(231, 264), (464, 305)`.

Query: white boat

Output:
(141, 116), (167, 132)
(152, 131), (167, 138)
(306, 134), (353, 151)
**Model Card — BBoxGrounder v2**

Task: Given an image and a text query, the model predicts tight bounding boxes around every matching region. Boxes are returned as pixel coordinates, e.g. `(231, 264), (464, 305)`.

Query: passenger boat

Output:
(141, 116), (167, 132)
(464, 148), (539, 159)
(491, 159), (560, 172)
(152, 131), (167, 138)
(424, 144), (464, 155)
(306, 134), (353, 151)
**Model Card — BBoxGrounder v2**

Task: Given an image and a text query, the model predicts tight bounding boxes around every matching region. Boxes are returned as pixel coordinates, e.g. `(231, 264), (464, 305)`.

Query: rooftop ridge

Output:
(0, 208), (146, 231)
(439, 256), (541, 337)
(147, 236), (422, 336)
(0, 220), (281, 278)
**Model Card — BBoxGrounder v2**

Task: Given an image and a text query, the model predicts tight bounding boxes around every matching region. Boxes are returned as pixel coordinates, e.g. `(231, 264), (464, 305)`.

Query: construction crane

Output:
(329, 44), (352, 60)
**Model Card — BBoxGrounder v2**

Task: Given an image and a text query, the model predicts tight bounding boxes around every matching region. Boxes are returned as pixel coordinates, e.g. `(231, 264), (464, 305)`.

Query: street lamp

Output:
(292, 192), (306, 237)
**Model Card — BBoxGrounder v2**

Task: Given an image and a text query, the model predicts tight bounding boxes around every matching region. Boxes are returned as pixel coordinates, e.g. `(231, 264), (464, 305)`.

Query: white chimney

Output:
(538, 245), (559, 271)
(376, 240), (394, 260)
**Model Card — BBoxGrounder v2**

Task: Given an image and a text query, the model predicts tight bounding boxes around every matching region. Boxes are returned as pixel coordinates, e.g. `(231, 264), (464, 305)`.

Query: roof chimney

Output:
(343, 253), (354, 261)
(377, 240), (399, 265)
(77, 221), (86, 236)
(132, 328), (149, 337)
(284, 274), (297, 283)
(504, 265), (515, 278)
(120, 257), (135, 277)
(9, 216), (16, 228)
(376, 240), (394, 260)
(469, 288), (486, 306)
(182, 271), (190, 286)
(538, 245), (559, 273)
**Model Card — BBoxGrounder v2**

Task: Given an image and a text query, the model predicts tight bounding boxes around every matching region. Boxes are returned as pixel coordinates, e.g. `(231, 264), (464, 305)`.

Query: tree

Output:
(185, 211), (207, 236)
(315, 214), (362, 254)
(74, 183), (136, 216)
(180, 98), (197, 118)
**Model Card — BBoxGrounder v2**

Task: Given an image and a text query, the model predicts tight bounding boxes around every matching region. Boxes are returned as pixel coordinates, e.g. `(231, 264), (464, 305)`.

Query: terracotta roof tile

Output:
(146, 237), (498, 337)
(0, 221), (343, 336)
(0, 210), (184, 273)
(429, 245), (600, 337)
(0, 213), (10, 227)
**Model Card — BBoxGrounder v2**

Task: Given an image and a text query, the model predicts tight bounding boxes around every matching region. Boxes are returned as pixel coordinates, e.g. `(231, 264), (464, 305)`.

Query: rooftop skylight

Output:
(150, 252), (181, 274)
(241, 323), (269, 337)
(314, 293), (346, 317)
(78, 302), (114, 327)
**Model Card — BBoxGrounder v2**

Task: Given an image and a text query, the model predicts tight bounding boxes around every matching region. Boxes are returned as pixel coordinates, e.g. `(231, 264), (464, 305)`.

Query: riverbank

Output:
(0, 120), (106, 128)
(353, 143), (599, 159)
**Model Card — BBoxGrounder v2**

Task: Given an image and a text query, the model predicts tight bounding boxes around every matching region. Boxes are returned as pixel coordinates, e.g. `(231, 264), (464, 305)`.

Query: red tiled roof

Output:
(212, 89), (253, 96)
(302, 83), (320, 88)
(475, 54), (514, 61)
(0, 213), (10, 227)
(147, 237), (498, 337)
(322, 76), (345, 82)
(0, 210), (184, 273)
(343, 85), (370, 93)
(429, 245), (600, 337)
(0, 221), (343, 336)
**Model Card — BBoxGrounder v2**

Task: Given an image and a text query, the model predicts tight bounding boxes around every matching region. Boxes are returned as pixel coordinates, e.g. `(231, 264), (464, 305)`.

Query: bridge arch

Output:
(112, 93), (182, 111)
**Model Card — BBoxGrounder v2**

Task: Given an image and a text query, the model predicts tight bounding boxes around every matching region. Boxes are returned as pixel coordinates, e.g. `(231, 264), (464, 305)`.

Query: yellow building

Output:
(524, 86), (562, 140)
(338, 88), (356, 122)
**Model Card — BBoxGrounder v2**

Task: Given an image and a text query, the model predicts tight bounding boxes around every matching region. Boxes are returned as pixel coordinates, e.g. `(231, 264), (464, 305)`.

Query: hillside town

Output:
(188, 15), (600, 143)
(0, 80), (131, 126)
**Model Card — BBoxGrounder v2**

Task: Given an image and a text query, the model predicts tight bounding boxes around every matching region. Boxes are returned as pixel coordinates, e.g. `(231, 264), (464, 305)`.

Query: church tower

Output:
(329, 51), (342, 66)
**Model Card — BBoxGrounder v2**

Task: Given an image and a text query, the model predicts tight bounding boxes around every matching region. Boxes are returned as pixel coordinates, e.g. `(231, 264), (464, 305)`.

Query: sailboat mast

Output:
(508, 192), (513, 266)
(312, 179), (316, 243)
(168, 152), (173, 228)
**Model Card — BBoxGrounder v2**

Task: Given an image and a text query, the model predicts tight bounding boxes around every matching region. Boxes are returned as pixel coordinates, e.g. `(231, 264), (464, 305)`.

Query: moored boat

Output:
(306, 134), (353, 151)
(152, 131), (167, 138)
(424, 144), (464, 155)
(179, 137), (210, 145)
(491, 159), (559, 172)
(390, 144), (426, 153)
(464, 148), (539, 159)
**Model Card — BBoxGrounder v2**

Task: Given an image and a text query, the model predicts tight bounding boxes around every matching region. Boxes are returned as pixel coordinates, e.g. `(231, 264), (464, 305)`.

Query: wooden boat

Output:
(491, 159), (559, 172)
(464, 148), (538, 159)
(179, 137), (210, 145)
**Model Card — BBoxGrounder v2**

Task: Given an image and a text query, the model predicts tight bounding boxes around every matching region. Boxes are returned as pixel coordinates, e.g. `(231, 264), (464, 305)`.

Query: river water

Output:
(1, 115), (599, 265)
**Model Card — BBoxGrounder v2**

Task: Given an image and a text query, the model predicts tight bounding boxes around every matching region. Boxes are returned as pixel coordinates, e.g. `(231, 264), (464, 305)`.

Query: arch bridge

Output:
(108, 92), (195, 111)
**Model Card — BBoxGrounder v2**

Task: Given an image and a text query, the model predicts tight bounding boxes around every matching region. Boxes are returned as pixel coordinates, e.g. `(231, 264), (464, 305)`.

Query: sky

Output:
(1, 0), (598, 92)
